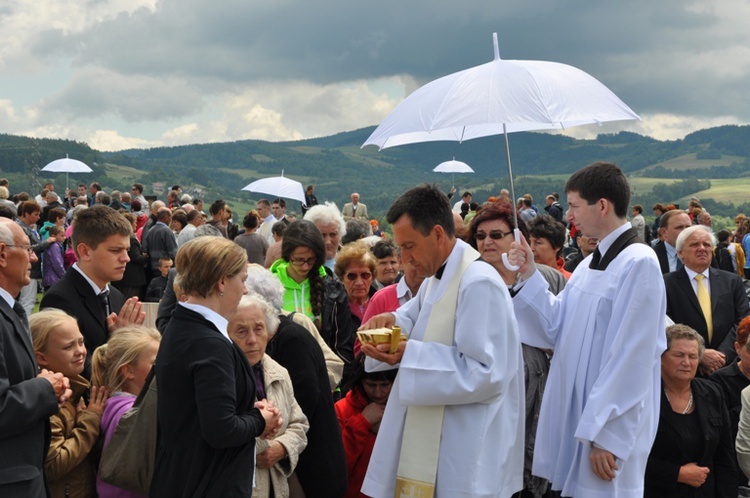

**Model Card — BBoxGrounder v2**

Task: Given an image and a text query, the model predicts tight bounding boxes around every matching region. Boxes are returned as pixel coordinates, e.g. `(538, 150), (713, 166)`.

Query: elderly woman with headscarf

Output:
(645, 324), (736, 498)
(150, 236), (281, 497)
(245, 264), (348, 498)
(228, 293), (309, 498)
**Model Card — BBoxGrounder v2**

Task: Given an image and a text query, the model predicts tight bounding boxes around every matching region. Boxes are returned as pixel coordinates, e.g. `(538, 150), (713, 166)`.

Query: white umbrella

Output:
(241, 171), (306, 204)
(41, 154), (93, 190)
(363, 33), (640, 268)
(433, 158), (474, 187)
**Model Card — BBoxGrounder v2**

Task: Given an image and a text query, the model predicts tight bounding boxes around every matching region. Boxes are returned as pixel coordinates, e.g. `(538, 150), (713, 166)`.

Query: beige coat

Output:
(46, 375), (101, 498)
(253, 355), (309, 498)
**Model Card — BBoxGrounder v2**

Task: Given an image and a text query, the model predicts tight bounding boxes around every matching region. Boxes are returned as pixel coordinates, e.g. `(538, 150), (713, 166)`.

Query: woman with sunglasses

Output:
(468, 202), (567, 498)
(334, 242), (377, 330)
(271, 220), (356, 378)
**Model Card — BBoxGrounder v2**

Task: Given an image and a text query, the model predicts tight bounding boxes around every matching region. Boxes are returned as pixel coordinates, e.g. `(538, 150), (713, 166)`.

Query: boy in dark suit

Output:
(40, 205), (145, 377)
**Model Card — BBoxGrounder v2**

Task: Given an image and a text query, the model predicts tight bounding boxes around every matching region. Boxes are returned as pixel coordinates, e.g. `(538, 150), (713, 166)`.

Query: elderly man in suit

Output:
(664, 224), (750, 376)
(0, 219), (70, 497)
(40, 205), (145, 377)
(341, 192), (368, 221)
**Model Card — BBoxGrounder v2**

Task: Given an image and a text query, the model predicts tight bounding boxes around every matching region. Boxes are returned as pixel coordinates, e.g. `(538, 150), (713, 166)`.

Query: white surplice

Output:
(513, 223), (666, 497)
(362, 239), (524, 498)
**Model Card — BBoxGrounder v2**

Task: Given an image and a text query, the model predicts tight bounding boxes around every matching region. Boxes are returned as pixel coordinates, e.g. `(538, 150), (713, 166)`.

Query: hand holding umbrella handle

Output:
(502, 229), (521, 271)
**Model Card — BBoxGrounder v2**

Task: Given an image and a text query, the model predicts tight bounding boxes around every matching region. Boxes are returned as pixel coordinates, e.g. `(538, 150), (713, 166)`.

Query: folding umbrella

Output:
(241, 171), (306, 204)
(41, 154), (93, 190)
(363, 32), (640, 268)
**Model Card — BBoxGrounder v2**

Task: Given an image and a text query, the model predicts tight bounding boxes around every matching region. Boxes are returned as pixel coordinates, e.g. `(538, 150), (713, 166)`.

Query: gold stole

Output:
(394, 245), (479, 498)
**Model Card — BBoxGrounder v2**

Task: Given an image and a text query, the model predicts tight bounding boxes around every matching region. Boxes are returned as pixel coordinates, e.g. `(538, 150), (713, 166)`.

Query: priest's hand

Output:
(361, 340), (406, 366)
(508, 232), (536, 281)
(699, 349), (725, 375)
(359, 312), (396, 331)
(590, 446), (618, 480)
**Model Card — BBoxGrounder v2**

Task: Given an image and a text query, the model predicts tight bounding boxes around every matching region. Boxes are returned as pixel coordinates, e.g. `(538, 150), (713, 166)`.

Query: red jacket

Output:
(334, 388), (376, 498)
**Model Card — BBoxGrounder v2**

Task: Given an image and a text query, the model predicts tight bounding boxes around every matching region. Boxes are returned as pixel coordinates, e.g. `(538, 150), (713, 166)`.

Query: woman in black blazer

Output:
(150, 236), (281, 497)
(645, 324), (737, 498)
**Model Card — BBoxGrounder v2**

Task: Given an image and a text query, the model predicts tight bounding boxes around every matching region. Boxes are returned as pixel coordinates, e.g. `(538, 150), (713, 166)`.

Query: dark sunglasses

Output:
(474, 230), (513, 241)
(345, 271), (372, 281)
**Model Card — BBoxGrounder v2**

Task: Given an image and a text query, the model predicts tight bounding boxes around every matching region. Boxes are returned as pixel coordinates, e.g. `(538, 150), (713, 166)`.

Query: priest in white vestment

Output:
(508, 162), (667, 498)
(360, 183), (524, 498)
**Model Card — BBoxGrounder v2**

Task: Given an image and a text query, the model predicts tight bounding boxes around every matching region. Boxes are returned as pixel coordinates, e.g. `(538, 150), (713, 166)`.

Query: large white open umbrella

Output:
(363, 32), (640, 268)
(433, 158), (474, 187)
(41, 154), (93, 190)
(241, 171), (306, 204)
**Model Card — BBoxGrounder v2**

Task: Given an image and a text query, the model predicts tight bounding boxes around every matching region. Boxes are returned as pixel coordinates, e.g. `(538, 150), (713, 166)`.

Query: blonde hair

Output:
(175, 236), (247, 298)
(29, 308), (77, 353)
(91, 326), (161, 393)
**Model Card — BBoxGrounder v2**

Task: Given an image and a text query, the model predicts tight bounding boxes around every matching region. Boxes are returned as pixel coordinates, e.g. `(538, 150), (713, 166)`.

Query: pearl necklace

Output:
(665, 389), (694, 414)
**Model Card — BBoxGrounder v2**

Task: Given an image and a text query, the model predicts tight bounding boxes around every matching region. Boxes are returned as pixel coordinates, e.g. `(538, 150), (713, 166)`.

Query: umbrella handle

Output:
(502, 229), (521, 271)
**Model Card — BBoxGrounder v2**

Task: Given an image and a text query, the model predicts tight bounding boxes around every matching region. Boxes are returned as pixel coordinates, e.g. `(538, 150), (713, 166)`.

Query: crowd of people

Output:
(1, 164), (750, 498)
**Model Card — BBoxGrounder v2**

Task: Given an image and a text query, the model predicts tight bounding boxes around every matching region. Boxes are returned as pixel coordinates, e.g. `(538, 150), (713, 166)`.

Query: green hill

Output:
(2, 125), (750, 220)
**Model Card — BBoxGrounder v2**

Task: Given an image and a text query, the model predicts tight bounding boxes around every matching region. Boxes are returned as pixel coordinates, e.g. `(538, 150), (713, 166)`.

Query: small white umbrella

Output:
(241, 171), (306, 204)
(363, 33), (640, 268)
(433, 158), (474, 186)
(41, 154), (93, 190)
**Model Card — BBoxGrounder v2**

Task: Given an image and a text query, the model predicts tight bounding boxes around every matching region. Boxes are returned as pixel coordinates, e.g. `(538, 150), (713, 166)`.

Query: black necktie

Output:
(98, 289), (111, 316)
(13, 302), (31, 339)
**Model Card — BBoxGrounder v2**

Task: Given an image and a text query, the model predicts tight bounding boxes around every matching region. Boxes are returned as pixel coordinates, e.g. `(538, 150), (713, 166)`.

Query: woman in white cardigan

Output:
(229, 293), (310, 498)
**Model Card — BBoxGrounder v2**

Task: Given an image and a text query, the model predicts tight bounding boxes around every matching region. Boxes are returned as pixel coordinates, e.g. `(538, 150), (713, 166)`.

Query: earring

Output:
(220, 292), (224, 297)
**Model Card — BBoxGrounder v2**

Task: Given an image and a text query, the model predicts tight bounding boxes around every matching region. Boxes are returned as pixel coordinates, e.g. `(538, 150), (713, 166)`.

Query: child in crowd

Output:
(42, 225), (66, 291)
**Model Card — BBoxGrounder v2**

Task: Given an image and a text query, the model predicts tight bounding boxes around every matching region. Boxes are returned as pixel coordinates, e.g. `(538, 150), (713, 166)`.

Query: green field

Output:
(682, 178), (750, 205)
(643, 153), (744, 171)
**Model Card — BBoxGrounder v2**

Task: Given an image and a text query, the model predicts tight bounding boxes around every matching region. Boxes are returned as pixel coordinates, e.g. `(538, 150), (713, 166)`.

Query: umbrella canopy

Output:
(363, 33), (639, 150)
(363, 33), (639, 269)
(41, 155), (93, 174)
(433, 159), (474, 174)
(41, 155), (93, 190)
(241, 172), (305, 204)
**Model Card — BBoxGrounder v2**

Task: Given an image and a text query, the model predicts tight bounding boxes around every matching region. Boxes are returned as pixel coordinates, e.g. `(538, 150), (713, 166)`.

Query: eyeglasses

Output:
(474, 230), (513, 241)
(6, 244), (34, 254)
(345, 271), (372, 281)
(290, 257), (317, 267)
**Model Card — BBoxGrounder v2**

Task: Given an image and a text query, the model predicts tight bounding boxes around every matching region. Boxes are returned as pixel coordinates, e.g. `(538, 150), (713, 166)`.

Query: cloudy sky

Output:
(1, 0), (748, 151)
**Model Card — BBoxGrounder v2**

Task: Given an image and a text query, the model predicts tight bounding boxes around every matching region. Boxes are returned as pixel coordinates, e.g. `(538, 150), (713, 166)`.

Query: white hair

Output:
(675, 224), (716, 252)
(244, 264), (285, 311)
(236, 293), (280, 336)
(303, 201), (347, 237)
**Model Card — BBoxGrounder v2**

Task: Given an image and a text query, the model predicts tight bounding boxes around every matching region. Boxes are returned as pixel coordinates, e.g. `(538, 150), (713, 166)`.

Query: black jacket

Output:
(0, 298), (59, 497)
(320, 268), (357, 370)
(645, 379), (737, 498)
(266, 316), (347, 497)
(151, 305), (266, 497)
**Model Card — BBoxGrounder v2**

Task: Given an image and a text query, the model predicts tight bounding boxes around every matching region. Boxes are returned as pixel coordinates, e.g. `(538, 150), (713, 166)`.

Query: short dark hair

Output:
(632, 204), (643, 214)
(209, 199), (226, 216)
(72, 205), (131, 256)
(386, 183), (454, 238)
(273, 198), (286, 208)
(132, 183), (143, 194)
(271, 221), (287, 237)
(717, 229), (731, 244)
(171, 211), (187, 229)
(342, 219), (371, 245)
(257, 199), (270, 209)
(371, 239), (398, 259)
(90, 182), (102, 191)
(528, 215), (567, 255)
(565, 162), (630, 219)
(186, 210), (201, 223)
(48, 208), (66, 224)
(18, 201), (41, 216)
